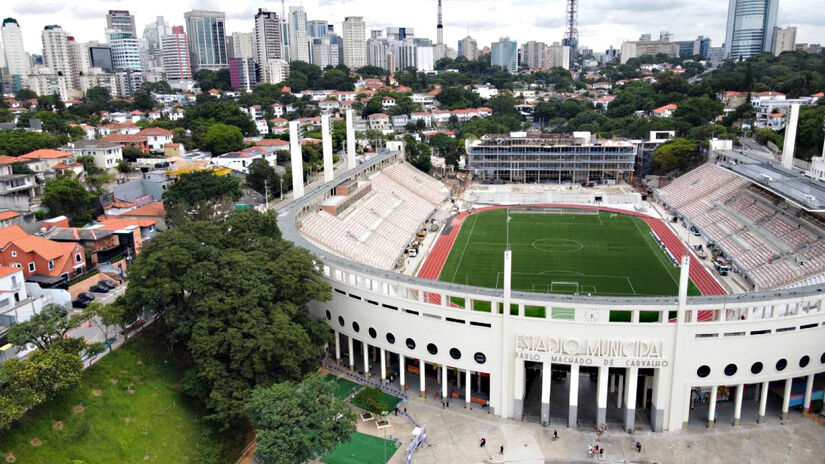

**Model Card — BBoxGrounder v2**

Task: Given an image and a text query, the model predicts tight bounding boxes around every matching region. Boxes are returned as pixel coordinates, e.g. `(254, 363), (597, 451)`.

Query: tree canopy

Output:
(41, 176), (96, 225)
(162, 171), (242, 225)
(200, 123), (245, 155)
(122, 210), (331, 429)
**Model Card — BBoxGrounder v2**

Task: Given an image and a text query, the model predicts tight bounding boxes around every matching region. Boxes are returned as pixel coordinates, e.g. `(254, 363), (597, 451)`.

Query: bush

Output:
(353, 387), (385, 415)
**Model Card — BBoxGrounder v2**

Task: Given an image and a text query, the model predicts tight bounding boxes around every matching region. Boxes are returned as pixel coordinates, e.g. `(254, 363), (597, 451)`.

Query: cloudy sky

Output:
(5, 0), (824, 55)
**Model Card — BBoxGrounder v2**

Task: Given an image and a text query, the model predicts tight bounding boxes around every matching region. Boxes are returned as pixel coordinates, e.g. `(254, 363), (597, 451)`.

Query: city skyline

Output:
(4, 0), (824, 59)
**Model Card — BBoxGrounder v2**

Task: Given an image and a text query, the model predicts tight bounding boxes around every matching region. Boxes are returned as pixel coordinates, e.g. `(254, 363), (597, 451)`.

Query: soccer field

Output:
(438, 208), (697, 297)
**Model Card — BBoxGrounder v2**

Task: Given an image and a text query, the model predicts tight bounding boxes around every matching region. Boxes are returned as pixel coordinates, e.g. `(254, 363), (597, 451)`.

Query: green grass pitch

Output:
(438, 209), (698, 297)
(321, 432), (401, 464)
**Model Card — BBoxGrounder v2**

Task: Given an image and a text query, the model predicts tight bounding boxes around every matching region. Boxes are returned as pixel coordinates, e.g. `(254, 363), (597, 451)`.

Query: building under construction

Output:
(465, 132), (637, 184)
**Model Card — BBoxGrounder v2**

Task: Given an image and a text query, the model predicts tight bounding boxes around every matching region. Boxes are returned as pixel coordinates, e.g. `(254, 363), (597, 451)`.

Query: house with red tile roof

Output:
(0, 225), (87, 284)
(652, 104), (678, 118)
(137, 127), (175, 152)
(102, 134), (150, 154)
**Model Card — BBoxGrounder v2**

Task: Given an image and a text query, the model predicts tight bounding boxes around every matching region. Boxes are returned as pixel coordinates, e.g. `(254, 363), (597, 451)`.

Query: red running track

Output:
(416, 205), (725, 318)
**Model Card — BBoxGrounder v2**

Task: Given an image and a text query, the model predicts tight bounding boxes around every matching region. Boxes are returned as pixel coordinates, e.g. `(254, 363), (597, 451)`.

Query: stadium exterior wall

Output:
(280, 150), (825, 433)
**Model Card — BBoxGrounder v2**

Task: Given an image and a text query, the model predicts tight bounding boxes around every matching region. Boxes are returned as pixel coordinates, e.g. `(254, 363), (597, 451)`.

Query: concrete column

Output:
(616, 374), (624, 408)
(466, 369), (472, 409)
(289, 121), (304, 199)
(334, 330), (341, 360)
(380, 348), (386, 380)
(442, 364), (448, 400)
(499, 250), (513, 419)
(782, 103), (800, 169)
(568, 364), (579, 428)
(707, 386), (717, 428)
(399, 354), (405, 388)
(321, 114), (334, 182)
(624, 367), (638, 432)
(457, 369), (462, 389)
(650, 369), (666, 432)
(362, 342), (369, 375)
(758, 381), (769, 423)
(781, 378), (792, 420)
(345, 109), (356, 170)
(642, 375), (650, 409)
(597, 366), (609, 427)
(420, 360), (426, 398)
(610, 373), (616, 393)
(803, 374), (814, 413)
(513, 358), (525, 419)
(732, 384), (744, 426)
(541, 362), (551, 424)
(347, 336), (354, 370)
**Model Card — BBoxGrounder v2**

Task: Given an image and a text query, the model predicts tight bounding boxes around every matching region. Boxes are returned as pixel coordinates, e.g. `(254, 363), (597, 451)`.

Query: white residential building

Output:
(60, 140), (124, 170)
(255, 9), (282, 82)
(160, 26), (192, 80)
(343, 17), (367, 69)
(288, 6), (310, 63)
(2, 18), (30, 90)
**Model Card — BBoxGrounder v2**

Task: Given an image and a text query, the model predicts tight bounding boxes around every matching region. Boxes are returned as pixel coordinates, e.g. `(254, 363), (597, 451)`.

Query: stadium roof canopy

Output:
(716, 150), (825, 212)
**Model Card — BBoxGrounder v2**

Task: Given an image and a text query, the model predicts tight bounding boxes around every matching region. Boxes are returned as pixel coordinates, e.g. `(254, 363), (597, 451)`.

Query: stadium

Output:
(278, 115), (825, 434)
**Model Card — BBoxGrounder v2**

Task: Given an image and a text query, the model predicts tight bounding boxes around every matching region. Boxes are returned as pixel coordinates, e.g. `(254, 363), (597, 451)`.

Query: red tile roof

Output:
(138, 127), (174, 136)
(0, 211), (21, 221)
(0, 156), (20, 165)
(0, 266), (21, 279)
(0, 225), (27, 248)
(124, 202), (166, 217)
(20, 149), (71, 160)
(97, 217), (157, 231)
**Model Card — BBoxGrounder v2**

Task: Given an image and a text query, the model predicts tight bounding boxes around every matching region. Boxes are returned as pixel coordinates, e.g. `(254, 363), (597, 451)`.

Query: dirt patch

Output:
(170, 382), (181, 390)
(124, 416), (131, 424)
(4, 452), (16, 462)
(144, 453), (150, 461)
(110, 377), (118, 384)
(136, 360), (143, 366)
(127, 388), (136, 395)
(29, 438), (42, 447)
(52, 421), (64, 431)
(72, 405), (85, 414)
(91, 389), (103, 397)
(120, 369), (128, 374)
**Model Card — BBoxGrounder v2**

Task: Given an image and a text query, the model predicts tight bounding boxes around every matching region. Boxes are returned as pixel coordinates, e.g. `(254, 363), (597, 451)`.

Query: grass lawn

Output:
(351, 391), (402, 414)
(0, 329), (244, 464)
(439, 209), (700, 298)
(326, 374), (363, 399)
(321, 432), (400, 464)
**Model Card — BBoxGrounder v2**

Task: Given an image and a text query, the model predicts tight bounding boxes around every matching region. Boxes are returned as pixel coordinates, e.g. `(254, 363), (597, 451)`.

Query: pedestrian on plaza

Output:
(404, 407), (407, 414)
(499, 445), (504, 455)
(636, 441), (642, 453)
(480, 438), (486, 448)
(394, 407), (398, 416)
(600, 448), (604, 457)
(552, 430), (559, 441)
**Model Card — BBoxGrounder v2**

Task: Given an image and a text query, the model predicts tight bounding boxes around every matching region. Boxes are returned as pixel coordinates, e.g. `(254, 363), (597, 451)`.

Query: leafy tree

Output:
(246, 374), (356, 464)
(83, 301), (125, 352)
(795, 102), (825, 160)
(673, 96), (724, 127)
(14, 88), (37, 101)
(0, 129), (61, 156)
(653, 138), (701, 172)
(194, 69), (232, 91)
(246, 158), (279, 195)
(10, 162), (34, 175)
(403, 135), (432, 173)
(122, 146), (145, 162)
(356, 66), (386, 78)
(183, 99), (257, 139)
(116, 160), (135, 173)
(162, 171), (242, 224)
(429, 133), (461, 169)
(7, 304), (84, 351)
(123, 210), (331, 429)
(200, 123), (245, 155)
(132, 90), (155, 111)
(41, 176), (96, 224)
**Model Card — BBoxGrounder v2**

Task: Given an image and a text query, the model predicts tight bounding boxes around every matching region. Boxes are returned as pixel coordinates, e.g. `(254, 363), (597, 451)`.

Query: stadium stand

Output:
(300, 163), (449, 270)
(658, 163), (825, 290)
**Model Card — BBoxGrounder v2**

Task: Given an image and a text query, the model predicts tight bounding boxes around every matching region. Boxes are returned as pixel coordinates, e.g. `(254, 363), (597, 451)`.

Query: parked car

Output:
(90, 283), (110, 293)
(72, 298), (90, 309)
(97, 280), (117, 290)
(77, 292), (96, 302)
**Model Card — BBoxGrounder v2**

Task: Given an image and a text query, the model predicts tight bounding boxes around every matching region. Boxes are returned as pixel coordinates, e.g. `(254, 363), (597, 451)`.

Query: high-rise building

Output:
(255, 9), (283, 82)
(184, 10), (228, 72)
(229, 32), (255, 60)
(458, 35), (478, 60)
(141, 16), (172, 70)
(1, 18), (30, 91)
(398, 39), (417, 70)
(161, 26), (192, 80)
(545, 42), (571, 70)
(386, 27), (414, 41)
(308, 20), (329, 39)
(263, 59), (289, 84)
(229, 57), (257, 91)
(491, 37), (518, 73)
(771, 26), (797, 56)
(107, 30), (141, 70)
(89, 45), (113, 72)
(288, 6), (310, 63)
(343, 17), (366, 69)
(367, 38), (388, 70)
(311, 37), (340, 68)
(724, 0), (778, 59)
(106, 10), (136, 35)
(620, 33), (675, 64)
(41, 25), (71, 76)
(521, 41), (546, 69)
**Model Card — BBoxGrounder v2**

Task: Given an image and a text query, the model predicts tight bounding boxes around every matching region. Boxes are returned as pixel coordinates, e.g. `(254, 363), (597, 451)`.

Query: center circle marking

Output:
(531, 238), (584, 253)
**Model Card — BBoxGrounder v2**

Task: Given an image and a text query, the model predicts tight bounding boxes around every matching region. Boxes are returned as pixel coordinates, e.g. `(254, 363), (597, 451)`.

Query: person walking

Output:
(480, 438), (486, 447)
(552, 430), (559, 441)
(636, 441), (642, 453)
(499, 445), (504, 455)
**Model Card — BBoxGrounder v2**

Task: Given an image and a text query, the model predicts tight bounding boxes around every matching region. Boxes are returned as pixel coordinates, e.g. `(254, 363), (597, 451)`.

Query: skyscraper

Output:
(142, 16), (172, 70)
(771, 26), (797, 56)
(184, 10), (228, 72)
(229, 32), (255, 60)
(307, 20), (329, 39)
(107, 30), (141, 70)
(41, 25), (70, 75)
(521, 41), (546, 69)
(255, 9), (283, 81)
(458, 36), (478, 60)
(1, 18), (30, 90)
(161, 26), (192, 80)
(288, 6), (310, 63)
(724, 0), (778, 59)
(342, 17), (366, 69)
(491, 37), (518, 73)
(106, 10), (137, 35)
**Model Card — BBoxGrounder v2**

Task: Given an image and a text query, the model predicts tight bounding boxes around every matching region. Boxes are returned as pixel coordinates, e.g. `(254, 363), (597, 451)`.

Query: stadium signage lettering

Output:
(514, 335), (668, 367)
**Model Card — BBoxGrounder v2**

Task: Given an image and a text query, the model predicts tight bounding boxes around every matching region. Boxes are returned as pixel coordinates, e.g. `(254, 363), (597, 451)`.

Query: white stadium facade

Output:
(278, 113), (825, 434)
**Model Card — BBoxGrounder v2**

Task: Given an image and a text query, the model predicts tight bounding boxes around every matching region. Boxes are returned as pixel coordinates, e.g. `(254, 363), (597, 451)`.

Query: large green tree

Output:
(41, 176), (96, 225)
(122, 210), (331, 429)
(0, 130), (62, 156)
(200, 123), (245, 155)
(246, 158), (280, 196)
(162, 171), (242, 225)
(653, 138), (701, 173)
(245, 374), (356, 464)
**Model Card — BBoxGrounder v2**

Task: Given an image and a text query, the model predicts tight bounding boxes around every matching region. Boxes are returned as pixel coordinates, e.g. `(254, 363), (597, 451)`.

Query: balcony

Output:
(0, 174), (36, 194)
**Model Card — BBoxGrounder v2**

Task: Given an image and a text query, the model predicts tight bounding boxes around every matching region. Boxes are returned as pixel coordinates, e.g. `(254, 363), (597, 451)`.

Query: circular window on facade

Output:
(697, 365), (711, 378)
(406, 338), (416, 350)
(386, 333), (395, 344)
(337, 316), (344, 327)
(427, 343), (438, 355)
(474, 352), (487, 364)
(776, 358), (787, 371)
(800, 355), (810, 368)
(352, 322), (360, 333)
(450, 348), (461, 360)
(325, 310), (331, 320)
(724, 364), (737, 376)
(368, 327), (377, 339)
(751, 362), (763, 374)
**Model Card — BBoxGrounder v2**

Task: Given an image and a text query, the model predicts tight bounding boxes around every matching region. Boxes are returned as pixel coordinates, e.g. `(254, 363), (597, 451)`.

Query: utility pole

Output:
(264, 179), (270, 209)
